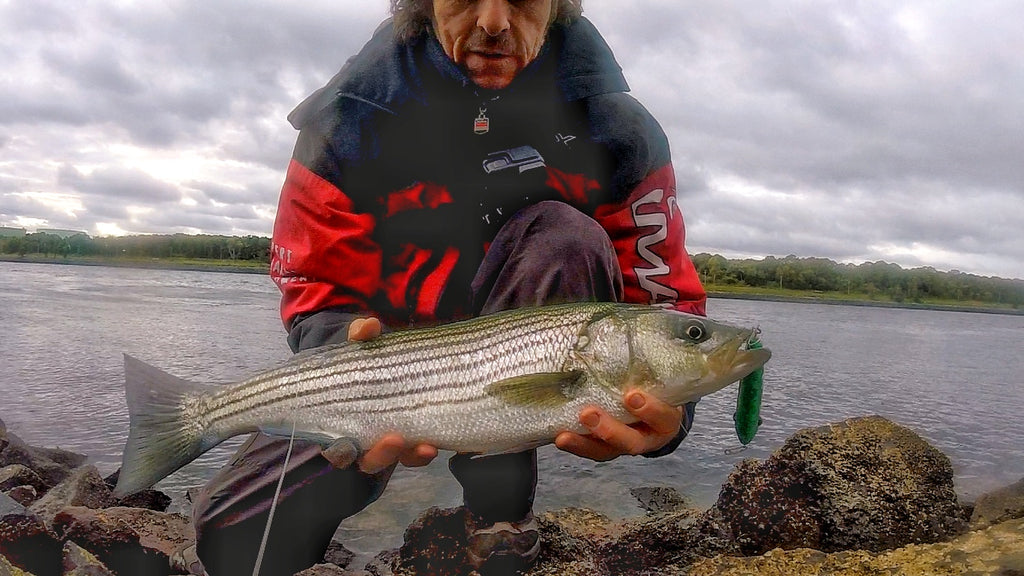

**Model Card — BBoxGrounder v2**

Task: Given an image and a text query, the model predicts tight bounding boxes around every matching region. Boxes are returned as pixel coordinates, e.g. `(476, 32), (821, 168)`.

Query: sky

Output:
(1, 1), (1021, 280)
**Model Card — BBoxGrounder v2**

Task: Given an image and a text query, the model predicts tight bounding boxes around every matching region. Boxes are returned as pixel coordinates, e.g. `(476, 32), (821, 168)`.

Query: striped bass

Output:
(113, 302), (770, 497)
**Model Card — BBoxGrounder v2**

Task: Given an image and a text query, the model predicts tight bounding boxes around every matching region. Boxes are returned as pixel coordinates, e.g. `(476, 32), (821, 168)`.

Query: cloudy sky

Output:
(1, 1), (1021, 279)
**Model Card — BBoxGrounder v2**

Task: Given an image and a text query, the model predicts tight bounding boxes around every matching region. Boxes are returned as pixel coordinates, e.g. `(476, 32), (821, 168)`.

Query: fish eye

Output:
(677, 320), (709, 343)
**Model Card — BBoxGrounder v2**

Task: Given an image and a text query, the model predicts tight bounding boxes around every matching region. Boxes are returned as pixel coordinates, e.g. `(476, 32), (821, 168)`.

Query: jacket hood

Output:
(288, 17), (629, 130)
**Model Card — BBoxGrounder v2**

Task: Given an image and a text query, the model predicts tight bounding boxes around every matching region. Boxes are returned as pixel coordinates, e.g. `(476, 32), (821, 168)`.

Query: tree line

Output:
(0, 232), (270, 262)
(692, 253), (1023, 308)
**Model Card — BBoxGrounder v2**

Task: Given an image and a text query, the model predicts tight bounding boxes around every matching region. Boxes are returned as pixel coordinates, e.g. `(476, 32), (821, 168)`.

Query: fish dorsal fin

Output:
(484, 371), (585, 408)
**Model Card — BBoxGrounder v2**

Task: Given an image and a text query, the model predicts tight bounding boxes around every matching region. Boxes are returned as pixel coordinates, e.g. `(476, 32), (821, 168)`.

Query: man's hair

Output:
(389, 0), (584, 42)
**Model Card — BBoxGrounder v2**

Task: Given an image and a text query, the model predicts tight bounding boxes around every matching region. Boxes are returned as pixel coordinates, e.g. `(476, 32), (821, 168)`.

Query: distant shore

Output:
(707, 290), (1023, 316)
(3, 254), (1021, 316)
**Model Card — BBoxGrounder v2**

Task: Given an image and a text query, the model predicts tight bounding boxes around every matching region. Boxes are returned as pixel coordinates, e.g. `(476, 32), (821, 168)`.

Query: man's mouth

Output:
(471, 50), (512, 59)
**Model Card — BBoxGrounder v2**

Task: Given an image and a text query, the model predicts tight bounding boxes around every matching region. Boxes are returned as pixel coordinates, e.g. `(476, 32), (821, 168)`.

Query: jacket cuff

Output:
(286, 308), (363, 352)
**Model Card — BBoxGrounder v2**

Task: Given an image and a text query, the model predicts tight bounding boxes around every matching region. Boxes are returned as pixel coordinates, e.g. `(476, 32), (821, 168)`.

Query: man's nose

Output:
(476, 0), (512, 37)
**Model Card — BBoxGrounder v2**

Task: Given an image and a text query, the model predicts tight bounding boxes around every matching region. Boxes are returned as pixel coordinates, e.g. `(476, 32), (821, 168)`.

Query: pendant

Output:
(474, 108), (490, 135)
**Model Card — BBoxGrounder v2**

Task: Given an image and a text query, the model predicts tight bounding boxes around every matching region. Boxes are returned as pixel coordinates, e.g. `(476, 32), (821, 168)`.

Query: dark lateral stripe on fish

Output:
(267, 307), (583, 374)
(204, 342), (555, 426)
(214, 327), (541, 405)
(217, 308), (582, 400)
(204, 311), (590, 422)
(241, 385), (497, 420)
(203, 341), (570, 426)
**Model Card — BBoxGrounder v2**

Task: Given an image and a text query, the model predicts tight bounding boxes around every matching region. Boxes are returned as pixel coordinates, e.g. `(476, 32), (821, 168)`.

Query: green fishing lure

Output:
(733, 337), (764, 445)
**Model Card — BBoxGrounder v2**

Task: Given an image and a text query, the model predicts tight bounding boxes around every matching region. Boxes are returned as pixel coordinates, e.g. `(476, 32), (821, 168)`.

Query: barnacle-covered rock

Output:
(713, 415), (969, 555)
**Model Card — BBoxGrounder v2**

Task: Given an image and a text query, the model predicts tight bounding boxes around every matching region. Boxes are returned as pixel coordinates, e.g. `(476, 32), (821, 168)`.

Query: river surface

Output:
(2, 261), (1022, 561)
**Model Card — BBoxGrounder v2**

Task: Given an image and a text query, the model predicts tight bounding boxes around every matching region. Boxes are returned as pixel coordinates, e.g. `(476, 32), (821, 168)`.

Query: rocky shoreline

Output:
(3, 415), (1022, 575)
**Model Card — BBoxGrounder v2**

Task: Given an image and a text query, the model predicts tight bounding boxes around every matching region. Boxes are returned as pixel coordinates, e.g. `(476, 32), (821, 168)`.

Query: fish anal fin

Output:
(257, 426), (361, 469)
(484, 371), (585, 408)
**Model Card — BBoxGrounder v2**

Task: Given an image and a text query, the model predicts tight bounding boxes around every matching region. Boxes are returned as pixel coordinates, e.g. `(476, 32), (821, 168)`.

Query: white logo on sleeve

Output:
(631, 189), (679, 303)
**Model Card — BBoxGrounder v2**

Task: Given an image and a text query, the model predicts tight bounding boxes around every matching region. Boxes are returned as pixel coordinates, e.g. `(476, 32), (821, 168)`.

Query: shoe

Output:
(170, 542), (208, 576)
(466, 512), (541, 575)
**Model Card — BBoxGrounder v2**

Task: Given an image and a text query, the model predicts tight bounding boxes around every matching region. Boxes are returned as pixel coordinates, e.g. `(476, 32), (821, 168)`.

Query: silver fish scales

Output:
(114, 302), (770, 497)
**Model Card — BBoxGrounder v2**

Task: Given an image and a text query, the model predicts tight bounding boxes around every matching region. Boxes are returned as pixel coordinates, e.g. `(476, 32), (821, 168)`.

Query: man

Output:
(191, 1), (706, 574)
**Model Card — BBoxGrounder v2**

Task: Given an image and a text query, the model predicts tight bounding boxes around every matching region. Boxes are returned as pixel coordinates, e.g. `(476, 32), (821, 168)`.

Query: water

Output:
(2, 261), (1023, 561)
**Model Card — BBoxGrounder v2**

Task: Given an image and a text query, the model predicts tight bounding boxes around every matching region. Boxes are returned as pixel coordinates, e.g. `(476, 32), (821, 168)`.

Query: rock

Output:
(538, 507), (611, 544)
(0, 513), (62, 576)
(525, 509), (608, 576)
(393, 506), (472, 576)
(687, 516), (1024, 576)
(970, 476), (1024, 529)
(4, 487), (38, 508)
(294, 564), (356, 576)
(323, 540), (355, 569)
(0, 433), (86, 489)
(52, 506), (192, 576)
(61, 541), (114, 576)
(1, 552), (38, 576)
(363, 549), (399, 576)
(384, 505), (692, 576)
(27, 467), (113, 530)
(112, 489), (171, 513)
(101, 470), (171, 512)
(629, 486), (690, 515)
(1, 466), (48, 495)
(0, 494), (25, 518)
(713, 415), (969, 555)
(602, 506), (736, 574)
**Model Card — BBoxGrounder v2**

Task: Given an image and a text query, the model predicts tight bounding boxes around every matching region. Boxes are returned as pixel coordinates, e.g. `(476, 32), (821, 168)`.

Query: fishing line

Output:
(252, 418), (297, 576)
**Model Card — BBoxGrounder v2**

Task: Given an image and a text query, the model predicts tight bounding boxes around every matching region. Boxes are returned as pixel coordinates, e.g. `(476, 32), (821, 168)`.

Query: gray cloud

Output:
(58, 165), (181, 203)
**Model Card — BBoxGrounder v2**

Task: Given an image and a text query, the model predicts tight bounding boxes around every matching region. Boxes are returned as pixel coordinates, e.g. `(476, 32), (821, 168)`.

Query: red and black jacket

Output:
(271, 17), (706, 350)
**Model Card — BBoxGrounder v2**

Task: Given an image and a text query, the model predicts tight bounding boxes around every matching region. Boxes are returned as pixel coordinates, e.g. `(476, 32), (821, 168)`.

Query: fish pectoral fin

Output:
(484, 371), (585, 408)
(321, 438), (360, 469)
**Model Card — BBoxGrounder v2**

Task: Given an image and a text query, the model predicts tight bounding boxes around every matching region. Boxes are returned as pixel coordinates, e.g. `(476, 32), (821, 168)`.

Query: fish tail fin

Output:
(113, 354), (218, 497)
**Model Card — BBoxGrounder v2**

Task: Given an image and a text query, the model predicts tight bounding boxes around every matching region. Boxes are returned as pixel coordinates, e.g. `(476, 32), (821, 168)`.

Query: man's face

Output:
(432, 0), (555, 90)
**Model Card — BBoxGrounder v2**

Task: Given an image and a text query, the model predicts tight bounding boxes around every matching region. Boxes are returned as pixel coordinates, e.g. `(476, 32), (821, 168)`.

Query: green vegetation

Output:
(2, 233), (1021, 311)
(693, 253), (1023, 311)
(0, 232), (271, 272)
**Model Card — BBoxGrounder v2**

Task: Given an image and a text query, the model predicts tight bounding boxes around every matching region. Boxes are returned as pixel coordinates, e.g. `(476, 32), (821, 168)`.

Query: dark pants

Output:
(193, 201), (623, 575)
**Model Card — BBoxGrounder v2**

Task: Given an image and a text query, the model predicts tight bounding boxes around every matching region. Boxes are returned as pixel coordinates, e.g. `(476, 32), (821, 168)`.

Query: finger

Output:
(554, 431), (619, 462)
(348, 317), (382, 342)
(623, 391), (684, 436)
(400, 443), (439, 468)
(577, 408), (651, 456)
(358, 433), (405, 474)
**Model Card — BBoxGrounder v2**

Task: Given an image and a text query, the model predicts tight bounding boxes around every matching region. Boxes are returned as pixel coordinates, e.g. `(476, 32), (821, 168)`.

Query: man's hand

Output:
(322, 317), (439, 473)
(554, 390), (683, 462)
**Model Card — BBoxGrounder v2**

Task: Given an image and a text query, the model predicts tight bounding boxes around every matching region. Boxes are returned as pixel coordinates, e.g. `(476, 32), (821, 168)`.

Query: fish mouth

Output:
(708, 328), (771, 383)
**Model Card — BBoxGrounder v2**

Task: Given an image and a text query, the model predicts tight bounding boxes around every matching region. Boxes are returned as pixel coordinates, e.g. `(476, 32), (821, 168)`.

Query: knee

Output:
(507, 201), (623, 301)
(473, 201), (624, 310)
(514, 201), (613, 262)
